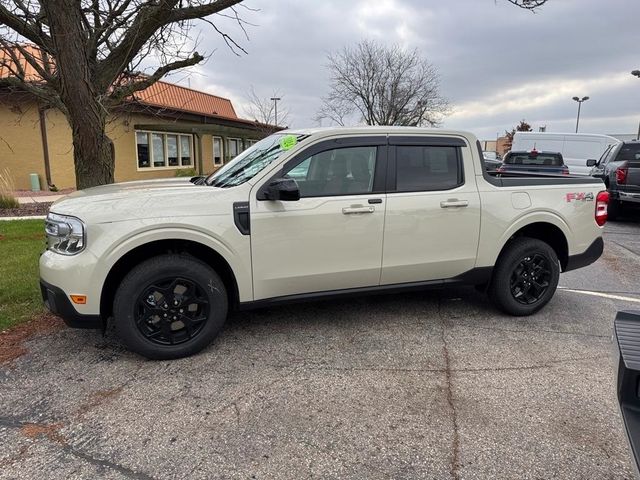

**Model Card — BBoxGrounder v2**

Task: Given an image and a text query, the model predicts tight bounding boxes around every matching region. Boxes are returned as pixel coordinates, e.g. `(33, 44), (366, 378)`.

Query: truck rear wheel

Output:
(113, 254), (228, 359)
(488, 237), (560, 316)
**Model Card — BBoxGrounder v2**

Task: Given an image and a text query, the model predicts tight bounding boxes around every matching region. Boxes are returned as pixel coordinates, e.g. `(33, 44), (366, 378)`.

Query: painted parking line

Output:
(558, 287), (640, 303)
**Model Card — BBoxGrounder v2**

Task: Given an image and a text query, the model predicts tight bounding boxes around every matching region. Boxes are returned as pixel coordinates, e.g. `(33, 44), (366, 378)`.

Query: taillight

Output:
(497, 166), (505, 173)
(562, 166), (570, 175)
(595, 190), (609, 226)
(616, 164), (629, 184)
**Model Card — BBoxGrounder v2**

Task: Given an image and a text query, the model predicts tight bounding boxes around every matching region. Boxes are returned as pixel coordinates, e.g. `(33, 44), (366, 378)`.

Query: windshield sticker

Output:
(280, 135), (298, 151)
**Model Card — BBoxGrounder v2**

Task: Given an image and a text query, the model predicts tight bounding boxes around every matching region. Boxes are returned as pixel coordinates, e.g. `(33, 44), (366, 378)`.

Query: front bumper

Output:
(40, 279), (102, 329)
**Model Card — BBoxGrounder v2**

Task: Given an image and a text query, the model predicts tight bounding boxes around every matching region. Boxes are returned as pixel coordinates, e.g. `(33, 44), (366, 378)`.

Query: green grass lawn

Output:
(0, 219), (46, 330)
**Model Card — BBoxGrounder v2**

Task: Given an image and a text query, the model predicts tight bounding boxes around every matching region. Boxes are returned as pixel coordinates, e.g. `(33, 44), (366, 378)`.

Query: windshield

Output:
(206, 133), (307, 188)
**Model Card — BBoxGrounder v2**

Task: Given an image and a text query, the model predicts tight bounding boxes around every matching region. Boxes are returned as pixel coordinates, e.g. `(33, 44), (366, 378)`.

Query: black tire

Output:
(113, 254), (228, 360)
(608, 198), (622, 221)
(488, 237), (560, 316)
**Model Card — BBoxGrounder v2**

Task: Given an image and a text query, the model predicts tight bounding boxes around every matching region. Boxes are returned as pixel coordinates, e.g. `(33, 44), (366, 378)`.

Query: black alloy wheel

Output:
(135, 277), (210, 346)
(488, 237), (560, 316)
(509, 253), (552, 305)
(114, 254), (227, 360)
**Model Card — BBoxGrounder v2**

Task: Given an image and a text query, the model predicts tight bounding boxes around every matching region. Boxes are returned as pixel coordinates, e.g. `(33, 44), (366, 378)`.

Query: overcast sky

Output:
(172, 0), (640, 140)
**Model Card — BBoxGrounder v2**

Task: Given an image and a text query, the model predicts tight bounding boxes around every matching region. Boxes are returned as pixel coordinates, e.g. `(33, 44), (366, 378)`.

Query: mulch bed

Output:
(0, 202), (52, 218)
(0, 313), (64, 365)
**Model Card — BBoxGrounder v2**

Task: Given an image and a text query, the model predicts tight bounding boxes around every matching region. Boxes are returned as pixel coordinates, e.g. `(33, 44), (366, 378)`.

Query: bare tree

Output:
(316, 40), (450, 127)
(243, 86), (290, 134)
(0, 0), (250, 188)
(505, 0), (548, 9)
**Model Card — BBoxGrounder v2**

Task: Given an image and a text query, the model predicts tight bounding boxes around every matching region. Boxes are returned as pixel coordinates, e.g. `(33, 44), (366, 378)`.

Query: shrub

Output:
(0, 168), (19, 209)
(175, 168), (197, 178)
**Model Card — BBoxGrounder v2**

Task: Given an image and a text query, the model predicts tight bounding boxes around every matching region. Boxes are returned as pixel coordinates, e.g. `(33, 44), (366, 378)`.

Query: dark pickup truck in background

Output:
(498, 150), (574, 176)
(591, 141), (640, 219)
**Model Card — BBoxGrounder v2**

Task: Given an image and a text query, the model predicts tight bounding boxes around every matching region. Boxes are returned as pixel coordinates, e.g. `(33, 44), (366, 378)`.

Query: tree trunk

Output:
(69, 109), (115, 189)
(43, 0), (115, 189)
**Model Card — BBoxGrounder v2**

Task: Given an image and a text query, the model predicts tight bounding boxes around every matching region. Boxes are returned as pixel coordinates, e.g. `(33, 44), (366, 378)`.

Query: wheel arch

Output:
(497, 221), (569, 271)
(100, 239), (240, 320)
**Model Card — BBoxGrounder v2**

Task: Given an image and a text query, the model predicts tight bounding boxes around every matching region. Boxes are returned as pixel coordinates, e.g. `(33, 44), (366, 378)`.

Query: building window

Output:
(228, 138), (242, 160)
(167, 135), (179, 166)
(180, 136), (192, 166)
(136, 131), (194, 169)
(246, 139), (259, 148)
(213, 137), (223, 166)
(136, 132), (150, 168)
(152, 133), (165, 167)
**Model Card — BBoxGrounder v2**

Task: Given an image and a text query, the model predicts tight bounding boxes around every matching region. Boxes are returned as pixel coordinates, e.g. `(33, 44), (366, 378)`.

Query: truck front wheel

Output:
(113, 254), (228, 359)
(488, 237), (560, 316)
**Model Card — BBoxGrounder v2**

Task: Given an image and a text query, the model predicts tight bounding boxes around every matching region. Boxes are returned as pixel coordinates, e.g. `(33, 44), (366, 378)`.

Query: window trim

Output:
(213, 136), (224, 167)
(135, 130), (194, 171)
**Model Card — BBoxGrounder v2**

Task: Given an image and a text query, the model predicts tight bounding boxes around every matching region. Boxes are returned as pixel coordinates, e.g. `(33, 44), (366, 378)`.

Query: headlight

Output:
(45, 213), (86, 255)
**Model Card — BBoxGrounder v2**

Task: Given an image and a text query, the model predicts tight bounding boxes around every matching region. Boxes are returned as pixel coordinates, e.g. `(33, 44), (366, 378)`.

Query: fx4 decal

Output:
(566, 192), (594, 202)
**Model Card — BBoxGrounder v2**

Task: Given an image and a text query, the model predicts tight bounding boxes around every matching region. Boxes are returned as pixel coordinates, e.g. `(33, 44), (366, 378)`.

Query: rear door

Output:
(380, 136), (481, 285)
(250, 136), (388, 300)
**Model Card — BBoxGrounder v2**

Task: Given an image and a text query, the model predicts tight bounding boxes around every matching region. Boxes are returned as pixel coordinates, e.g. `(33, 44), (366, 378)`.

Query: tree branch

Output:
(107, 52), (204, 103)
(0, 4), (52, 49)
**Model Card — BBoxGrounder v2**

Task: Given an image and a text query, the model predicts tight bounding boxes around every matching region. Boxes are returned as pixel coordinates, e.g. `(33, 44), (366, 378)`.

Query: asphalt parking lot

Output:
(2, 217), (640, 480)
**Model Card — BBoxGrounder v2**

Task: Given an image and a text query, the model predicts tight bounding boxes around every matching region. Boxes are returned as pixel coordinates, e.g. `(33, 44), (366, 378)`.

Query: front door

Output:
(250, 138), (387, 301)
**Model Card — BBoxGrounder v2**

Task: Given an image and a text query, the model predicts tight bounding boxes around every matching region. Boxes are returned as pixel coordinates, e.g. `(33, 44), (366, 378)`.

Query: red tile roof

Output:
(0, 45), (240, 121)
(0, 44), (49, 81)
(131, 81), (237, 119)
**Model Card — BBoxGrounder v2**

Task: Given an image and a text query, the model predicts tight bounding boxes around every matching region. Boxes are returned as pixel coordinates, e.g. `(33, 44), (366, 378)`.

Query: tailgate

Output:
(625, 161), (640, 192)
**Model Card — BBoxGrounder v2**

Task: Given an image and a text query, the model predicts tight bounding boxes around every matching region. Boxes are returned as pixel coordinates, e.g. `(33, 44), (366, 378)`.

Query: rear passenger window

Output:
(395, 146), (462, 192)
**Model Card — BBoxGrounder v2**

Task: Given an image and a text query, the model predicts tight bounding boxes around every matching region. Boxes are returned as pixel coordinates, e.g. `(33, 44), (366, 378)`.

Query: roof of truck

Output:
(284, 126), (476, 138)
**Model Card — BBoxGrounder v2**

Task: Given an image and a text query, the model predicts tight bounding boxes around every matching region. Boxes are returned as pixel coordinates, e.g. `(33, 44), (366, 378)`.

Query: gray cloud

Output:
(174, 0), (640, 140)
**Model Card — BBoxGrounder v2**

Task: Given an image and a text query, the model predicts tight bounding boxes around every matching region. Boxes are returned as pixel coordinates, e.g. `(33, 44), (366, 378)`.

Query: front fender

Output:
(88, 220), (253, 306)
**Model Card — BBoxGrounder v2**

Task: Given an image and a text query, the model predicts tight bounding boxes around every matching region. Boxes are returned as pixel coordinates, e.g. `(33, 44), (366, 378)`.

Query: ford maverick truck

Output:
(40, 127), (609, 359)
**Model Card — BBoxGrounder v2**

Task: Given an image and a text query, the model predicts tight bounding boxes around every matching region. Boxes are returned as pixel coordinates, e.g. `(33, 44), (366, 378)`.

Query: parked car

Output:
(41, 127), (609, 359)
(482, 151), (502, 171)
(512, 132), (619, 175)
(590, 140), (640, 219)
(498, 150), (579, 176)
(613, 310), (640, 474)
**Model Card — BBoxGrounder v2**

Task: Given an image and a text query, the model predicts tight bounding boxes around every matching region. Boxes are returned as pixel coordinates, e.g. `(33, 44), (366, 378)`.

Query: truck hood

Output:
(50, 178), (239, 223)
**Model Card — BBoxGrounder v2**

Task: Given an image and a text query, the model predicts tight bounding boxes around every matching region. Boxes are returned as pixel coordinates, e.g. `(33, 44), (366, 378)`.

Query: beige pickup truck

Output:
(40, 127), (609, 359)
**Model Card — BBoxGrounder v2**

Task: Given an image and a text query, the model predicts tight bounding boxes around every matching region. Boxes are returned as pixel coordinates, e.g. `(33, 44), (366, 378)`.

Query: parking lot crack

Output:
(60, 444), (157, 480)
(438, 298), (461, 480)
(0, 414), (154, 479)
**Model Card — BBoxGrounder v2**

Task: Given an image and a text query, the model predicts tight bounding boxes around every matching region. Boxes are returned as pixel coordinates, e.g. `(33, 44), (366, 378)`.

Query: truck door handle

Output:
(440, 199), (469, 209)
(342, 205), (375, 215)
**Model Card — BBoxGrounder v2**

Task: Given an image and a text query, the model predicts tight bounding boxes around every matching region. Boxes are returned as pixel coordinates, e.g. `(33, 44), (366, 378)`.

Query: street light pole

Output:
(270, 97), (281, 126)
(572, 96), (589, 133)
(632, 71), (640, 139)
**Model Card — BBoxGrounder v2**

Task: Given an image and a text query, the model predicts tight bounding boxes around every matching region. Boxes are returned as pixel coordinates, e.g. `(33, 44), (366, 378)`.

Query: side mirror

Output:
(586, 159), (597, 167)
(265, 178), (300, 201)
(190, 175), (205, 185)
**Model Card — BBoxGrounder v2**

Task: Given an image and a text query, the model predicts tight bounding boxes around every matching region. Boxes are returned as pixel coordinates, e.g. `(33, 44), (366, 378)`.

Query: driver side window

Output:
(284, 146), (377, 198)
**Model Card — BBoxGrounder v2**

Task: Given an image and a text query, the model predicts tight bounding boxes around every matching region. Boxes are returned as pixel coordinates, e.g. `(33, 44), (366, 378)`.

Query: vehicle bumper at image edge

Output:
(40, 279), (103, 329)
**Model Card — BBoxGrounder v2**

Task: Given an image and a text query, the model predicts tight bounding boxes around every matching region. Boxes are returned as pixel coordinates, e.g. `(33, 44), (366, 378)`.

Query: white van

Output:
(511, 132), (620, 175)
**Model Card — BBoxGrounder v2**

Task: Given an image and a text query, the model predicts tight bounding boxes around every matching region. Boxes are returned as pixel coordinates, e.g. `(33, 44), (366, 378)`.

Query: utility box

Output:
(29, 173), (41, 192)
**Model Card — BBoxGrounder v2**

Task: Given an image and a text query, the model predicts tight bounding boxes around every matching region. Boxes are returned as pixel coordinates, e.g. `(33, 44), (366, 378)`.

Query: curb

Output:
(0, 216), (46, 221)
